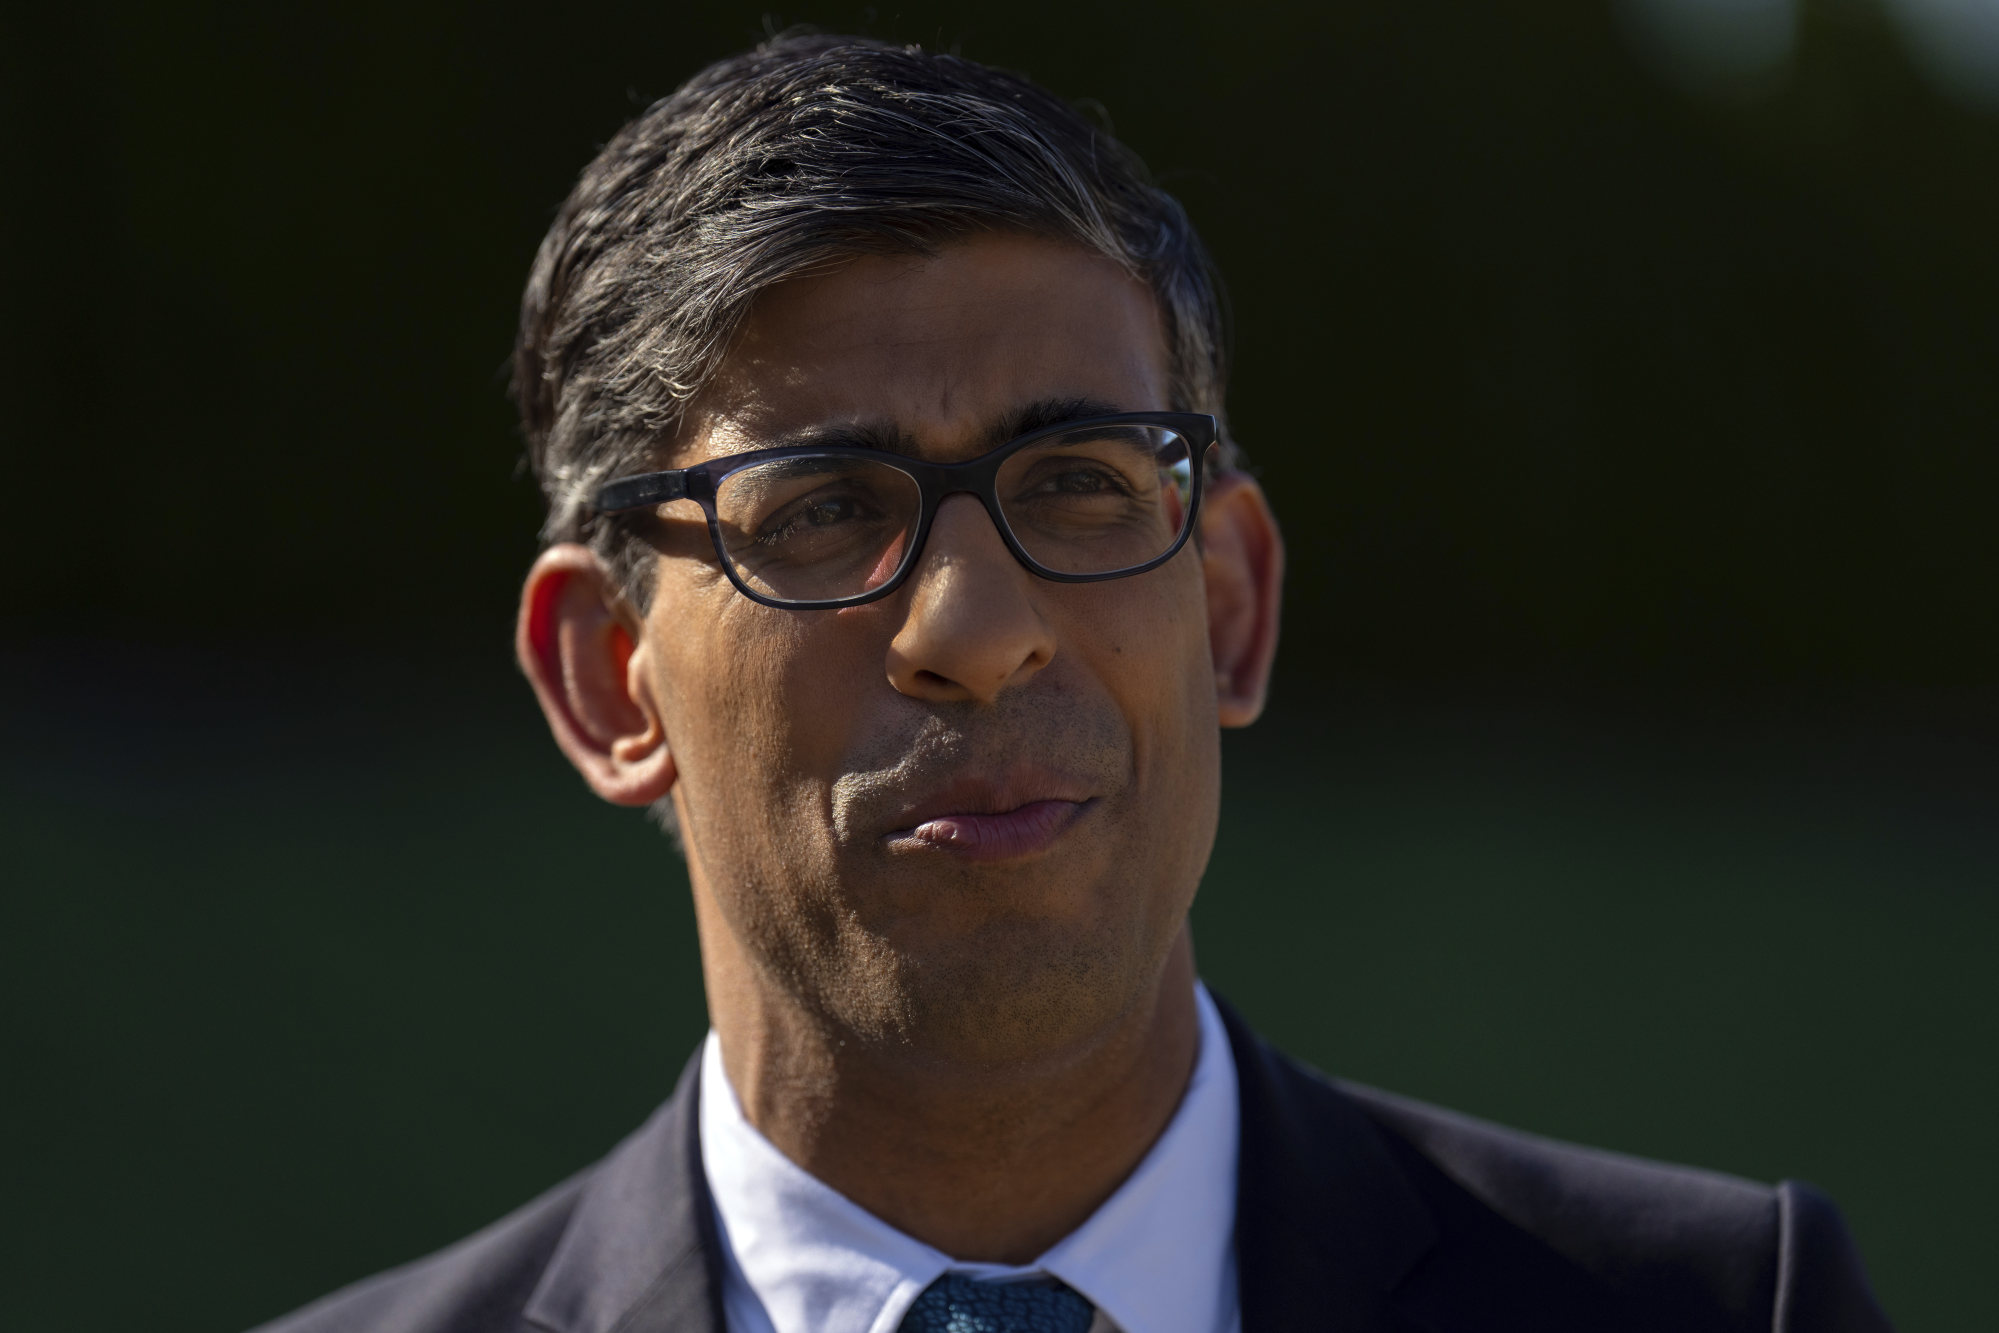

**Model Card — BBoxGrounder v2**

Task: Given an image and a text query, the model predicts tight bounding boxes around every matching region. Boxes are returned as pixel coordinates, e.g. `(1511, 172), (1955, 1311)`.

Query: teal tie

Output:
(898, 1272), (1097, 1333)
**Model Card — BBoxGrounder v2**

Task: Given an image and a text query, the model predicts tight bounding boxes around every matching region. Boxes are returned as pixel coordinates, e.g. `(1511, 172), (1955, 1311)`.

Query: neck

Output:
(695, 886), (1201, 1264)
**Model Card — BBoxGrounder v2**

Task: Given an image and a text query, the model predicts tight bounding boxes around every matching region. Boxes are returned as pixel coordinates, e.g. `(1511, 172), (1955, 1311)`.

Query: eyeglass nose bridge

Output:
(883, 461), (1039, 599)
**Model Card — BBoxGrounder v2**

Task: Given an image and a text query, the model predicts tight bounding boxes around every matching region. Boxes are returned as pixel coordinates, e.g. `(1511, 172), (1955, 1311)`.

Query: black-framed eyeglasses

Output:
(593, 411), (1219, 610)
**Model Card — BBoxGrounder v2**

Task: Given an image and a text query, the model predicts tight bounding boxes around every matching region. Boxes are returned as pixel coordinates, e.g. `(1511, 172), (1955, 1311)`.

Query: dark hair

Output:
(513, 32), (1234, 608)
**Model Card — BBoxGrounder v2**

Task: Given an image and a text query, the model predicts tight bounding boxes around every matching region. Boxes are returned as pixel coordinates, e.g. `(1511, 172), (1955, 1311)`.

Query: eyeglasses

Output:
(594, 411), (1218, 610)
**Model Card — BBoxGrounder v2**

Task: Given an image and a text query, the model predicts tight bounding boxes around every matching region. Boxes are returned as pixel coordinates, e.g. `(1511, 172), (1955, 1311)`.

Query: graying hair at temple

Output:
(512, 32), (1236, 610)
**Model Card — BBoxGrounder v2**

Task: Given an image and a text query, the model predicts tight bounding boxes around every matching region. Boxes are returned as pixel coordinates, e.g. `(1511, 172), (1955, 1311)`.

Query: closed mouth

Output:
(881, 772), (1099, 863)
(885, 797), (1095, 861)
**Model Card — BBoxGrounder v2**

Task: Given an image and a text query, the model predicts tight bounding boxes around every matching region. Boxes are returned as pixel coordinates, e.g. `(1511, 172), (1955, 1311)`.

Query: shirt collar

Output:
(699, 982), (1241, 1333)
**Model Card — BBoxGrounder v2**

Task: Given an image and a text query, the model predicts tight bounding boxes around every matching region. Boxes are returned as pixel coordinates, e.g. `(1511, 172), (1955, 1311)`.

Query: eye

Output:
(801, 495), (863, 526)
(755, 488), (880, 546)
(1033, 462), (1133, 497)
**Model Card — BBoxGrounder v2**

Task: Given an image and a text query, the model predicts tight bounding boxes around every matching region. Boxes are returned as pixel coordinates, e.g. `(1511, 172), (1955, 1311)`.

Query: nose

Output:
(883, 494), (1056, 705)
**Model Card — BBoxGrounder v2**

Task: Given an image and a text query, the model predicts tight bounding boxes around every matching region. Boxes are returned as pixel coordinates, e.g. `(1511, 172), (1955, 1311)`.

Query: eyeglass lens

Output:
(710, 423), (1197, 604)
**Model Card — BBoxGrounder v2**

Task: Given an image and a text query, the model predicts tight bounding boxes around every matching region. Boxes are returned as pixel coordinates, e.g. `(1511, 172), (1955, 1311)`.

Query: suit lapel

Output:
(523, 1051), (727, 1333)
(1218, 997), (1440, 1333)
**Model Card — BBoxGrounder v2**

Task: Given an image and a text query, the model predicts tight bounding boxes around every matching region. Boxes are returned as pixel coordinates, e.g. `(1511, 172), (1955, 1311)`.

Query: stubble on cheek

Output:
(659, 601), (923, 1041)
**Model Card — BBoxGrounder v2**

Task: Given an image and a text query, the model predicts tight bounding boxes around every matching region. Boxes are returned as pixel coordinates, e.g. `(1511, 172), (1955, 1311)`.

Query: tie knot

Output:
(899, 1272), (1096, 1333)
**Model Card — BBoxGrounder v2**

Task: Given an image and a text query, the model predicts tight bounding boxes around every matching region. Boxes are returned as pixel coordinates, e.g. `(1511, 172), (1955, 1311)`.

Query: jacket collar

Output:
(524, 998), (1439, 1333)
(524, 1051), (726, 1333)
(1216, 996), (1440, 1333)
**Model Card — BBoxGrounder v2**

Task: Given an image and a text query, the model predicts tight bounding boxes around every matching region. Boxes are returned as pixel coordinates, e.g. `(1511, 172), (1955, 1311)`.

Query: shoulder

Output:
(1338, 1077), (1785, 1314)
(1345, 1079), (1778, 1256)
(1296, 1051), (1889, 1330)
(246, 1053), (721, 1333)
(1215, 995), (1887, 1327)
(246, 1170), (590, 1333)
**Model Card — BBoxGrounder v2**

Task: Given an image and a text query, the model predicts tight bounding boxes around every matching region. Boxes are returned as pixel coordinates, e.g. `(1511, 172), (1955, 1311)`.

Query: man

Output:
(258, 34), (1891, 1333)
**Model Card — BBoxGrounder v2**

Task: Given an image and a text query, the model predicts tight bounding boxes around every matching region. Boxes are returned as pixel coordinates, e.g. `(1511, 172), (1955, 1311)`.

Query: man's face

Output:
(641, 234), (1224, 1066)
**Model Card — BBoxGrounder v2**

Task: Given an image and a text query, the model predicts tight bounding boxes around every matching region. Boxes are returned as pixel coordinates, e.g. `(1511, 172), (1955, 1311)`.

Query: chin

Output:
(862, 912), (1170, 1073)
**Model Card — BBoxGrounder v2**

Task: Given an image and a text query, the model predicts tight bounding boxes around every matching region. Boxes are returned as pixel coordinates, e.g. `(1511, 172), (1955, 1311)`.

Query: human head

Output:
(513, 32), (1236, 608)
(514, 38), (1282, 1080)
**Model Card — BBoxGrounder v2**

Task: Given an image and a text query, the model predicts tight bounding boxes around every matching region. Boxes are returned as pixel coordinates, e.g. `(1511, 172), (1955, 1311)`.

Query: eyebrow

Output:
(759, 395), (1130, 460)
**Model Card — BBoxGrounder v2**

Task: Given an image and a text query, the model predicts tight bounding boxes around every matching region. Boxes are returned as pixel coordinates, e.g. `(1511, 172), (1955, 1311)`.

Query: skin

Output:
(518, 233), (1284, 1263)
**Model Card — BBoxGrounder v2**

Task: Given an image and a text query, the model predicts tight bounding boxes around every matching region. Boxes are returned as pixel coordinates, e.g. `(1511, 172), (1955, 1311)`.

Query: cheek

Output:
(652, 593), (869, 829)
(1091, 556), (1215, 736)
(1054, 558), (1217, 863)
(1115, 562), (1221, 839)
(1120, 612), (1223, 924)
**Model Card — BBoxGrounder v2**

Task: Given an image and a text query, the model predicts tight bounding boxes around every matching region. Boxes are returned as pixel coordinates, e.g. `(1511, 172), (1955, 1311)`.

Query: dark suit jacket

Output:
(254, 999), (1892, 1332)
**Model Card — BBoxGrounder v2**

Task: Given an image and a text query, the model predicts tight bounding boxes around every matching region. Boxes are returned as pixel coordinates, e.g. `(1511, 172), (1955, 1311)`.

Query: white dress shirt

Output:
(699, 982), (1242, 1333)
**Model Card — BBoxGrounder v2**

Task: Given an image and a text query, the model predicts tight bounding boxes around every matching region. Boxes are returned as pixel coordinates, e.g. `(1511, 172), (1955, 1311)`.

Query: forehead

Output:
(682, 234), (1173, 461)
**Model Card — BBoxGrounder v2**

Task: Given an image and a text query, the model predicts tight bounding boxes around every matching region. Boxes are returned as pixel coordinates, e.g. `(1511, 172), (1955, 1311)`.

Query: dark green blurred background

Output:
(3, 1), (1994, 1328)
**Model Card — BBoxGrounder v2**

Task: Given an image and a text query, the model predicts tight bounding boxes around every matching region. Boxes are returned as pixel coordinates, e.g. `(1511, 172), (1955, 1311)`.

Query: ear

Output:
(1200, 472), (1285, 727)
(516, 544), (677, 806)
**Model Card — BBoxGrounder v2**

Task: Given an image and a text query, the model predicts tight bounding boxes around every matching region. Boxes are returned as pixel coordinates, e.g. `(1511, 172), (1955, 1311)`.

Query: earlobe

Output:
(516, 544), (678, 805)
(1200, 473), (1285, 728)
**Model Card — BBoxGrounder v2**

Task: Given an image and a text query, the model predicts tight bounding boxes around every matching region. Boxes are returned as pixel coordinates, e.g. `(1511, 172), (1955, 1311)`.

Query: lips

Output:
(882, 772), (1097, 863)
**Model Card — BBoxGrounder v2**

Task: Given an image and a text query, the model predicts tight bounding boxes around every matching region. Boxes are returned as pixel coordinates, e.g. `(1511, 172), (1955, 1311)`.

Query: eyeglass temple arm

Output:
(595, 471), (689, 514)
